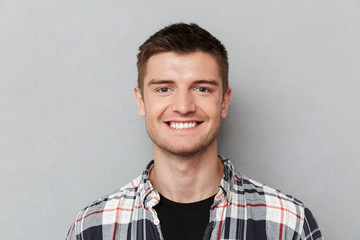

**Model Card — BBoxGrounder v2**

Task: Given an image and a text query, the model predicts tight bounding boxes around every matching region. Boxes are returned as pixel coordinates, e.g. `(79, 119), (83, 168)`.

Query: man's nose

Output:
(171, 90), (196, 114)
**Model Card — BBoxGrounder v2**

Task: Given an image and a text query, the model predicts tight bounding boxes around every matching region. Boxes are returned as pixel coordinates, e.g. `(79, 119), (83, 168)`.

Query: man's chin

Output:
(155, 143), (211, 157)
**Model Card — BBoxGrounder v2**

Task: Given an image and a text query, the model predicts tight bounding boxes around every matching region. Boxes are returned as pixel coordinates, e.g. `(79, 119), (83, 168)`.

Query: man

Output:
(66, 23), (323, 240)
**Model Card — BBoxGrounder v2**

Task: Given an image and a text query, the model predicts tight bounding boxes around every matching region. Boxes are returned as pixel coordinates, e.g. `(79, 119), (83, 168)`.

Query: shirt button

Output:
(154, 219), (160, 225)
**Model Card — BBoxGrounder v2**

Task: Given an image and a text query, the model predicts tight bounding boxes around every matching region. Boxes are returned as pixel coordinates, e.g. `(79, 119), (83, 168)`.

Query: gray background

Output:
(1, 0), (359, 239)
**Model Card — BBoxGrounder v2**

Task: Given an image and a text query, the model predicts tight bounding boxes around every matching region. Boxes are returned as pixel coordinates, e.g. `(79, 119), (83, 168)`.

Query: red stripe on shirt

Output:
(69, 223), (75, 240)
(217, 195), (228, 240)
(76, 205), (143, 222)
(235, 175), (246, 181)
(277, 193), (285, 240)
(131, 181), (139, 188)
(215, 192), (224, 200)
(112, 195), (123, 240)
(211, 202), (303, 220)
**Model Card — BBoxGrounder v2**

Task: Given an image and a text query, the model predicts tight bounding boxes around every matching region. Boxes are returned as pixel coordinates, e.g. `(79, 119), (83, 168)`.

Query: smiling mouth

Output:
(167, 121), (200, 130)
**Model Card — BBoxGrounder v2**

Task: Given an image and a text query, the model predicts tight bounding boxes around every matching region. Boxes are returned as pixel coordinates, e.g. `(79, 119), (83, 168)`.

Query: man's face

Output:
(134, 51), (231, 156)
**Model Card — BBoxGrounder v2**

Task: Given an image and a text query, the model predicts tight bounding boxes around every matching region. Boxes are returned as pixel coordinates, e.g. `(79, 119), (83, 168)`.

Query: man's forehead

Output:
(144, 51), (221, 81)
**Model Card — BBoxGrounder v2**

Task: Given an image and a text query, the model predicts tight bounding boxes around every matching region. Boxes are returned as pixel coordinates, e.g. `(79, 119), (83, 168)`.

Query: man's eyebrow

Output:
(147, 79), (219, 86)
(147, 79), (174, 86)
(192, 79), (219, 86)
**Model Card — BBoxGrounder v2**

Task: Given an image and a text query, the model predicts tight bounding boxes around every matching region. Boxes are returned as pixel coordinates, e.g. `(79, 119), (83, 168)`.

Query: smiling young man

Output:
(66, 23), (323, 240)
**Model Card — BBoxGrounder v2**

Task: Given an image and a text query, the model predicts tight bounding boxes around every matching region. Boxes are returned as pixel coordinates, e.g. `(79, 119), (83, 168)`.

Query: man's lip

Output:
(165, 121), (202, 123)
(165, 121), (203, 126)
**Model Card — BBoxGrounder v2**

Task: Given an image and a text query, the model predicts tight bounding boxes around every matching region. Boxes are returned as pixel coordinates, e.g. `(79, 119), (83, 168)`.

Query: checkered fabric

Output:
(66, 157), (323, 240)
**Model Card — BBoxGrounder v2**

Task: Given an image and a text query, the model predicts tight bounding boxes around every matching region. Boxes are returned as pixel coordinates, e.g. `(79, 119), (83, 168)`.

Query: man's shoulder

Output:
(245, 176), (304, 207)
(228, 169), (323, 239)
(230, 166), (305, 210)
(66, 175), (144, 239)
(228, 167), (324, 239)
(81, 174), (143, 214)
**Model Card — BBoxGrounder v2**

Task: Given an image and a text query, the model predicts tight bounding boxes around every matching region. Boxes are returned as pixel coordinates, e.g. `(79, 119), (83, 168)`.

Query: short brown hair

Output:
(137, 23), (228, 95)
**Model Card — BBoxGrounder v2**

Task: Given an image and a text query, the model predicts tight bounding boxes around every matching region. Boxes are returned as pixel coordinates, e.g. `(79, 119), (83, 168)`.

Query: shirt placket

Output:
(143, 189), (164, 240)
(203, 187), (229, 240)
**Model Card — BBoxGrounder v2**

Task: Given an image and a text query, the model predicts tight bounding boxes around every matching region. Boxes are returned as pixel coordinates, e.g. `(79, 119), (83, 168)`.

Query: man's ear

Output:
(221, 87), (232, 118)
(134, 86), (145, 117)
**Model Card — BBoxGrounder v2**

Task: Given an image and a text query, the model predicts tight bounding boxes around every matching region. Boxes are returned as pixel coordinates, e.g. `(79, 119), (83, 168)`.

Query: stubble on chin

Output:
(147, 125), (221, 159)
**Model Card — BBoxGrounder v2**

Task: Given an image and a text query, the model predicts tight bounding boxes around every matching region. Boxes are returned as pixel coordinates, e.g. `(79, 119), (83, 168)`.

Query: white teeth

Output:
(169, 122), (198, 130)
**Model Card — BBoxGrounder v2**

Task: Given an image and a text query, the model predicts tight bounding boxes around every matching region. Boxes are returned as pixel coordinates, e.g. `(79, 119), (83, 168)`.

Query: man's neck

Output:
(149, 141), (224, 203)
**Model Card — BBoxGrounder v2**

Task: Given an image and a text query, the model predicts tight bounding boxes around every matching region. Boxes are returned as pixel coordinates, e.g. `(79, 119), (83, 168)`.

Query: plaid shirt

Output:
(66, 157), (323, 240)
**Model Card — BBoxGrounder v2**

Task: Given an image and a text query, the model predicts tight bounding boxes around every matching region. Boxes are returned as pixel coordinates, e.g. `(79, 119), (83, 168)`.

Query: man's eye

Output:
(157, 87), (170, 93)
(197, 87), (210, 92)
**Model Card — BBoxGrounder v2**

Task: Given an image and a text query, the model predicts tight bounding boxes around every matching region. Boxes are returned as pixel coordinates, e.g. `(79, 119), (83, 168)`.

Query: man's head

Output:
(134, 23), (231, 157)
(137, 23), (228, 96)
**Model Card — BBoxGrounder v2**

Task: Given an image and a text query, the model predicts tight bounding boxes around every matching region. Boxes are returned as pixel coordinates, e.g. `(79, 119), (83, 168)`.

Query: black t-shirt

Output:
(154, 194), (215, 240)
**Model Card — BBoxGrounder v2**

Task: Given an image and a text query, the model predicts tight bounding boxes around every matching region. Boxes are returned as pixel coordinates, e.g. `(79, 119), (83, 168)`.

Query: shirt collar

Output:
(218, 155), (238, 204)
(138, 160), (160, 209)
